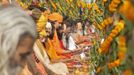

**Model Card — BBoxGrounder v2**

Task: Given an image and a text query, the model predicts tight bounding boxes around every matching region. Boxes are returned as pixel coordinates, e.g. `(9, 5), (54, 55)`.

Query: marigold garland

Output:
(36, 14), (47, 38)
(98, 17), (113, 30)
(99, 20), (125, 54)
(97, 35), (127, 73)
(108, 59), (121, 69)
(118, 36), (127, 60)
(81, 1), (86, 8)
(108, 36), (127, 69)
(12, 0), (134, 74)
(109, 0), (122, 12)
(92, 3), (101, 14)
(66, 0), (72, 5)
(50, 0), (57, 10)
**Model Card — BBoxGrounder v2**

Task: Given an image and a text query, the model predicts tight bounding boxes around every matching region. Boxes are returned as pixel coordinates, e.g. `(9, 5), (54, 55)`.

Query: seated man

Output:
(0, 5), (37, 75)
(36, 12), (88, 71)
(45, 16), (91, 69)
(34, 39), (69, 75)
(71, 21), (93, 48)
(45, 21), (84, 61)
(47, 13), (85, 58)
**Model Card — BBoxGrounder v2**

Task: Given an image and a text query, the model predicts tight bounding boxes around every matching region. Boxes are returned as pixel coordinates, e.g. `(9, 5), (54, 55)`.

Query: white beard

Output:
(0, 61), (22, 75)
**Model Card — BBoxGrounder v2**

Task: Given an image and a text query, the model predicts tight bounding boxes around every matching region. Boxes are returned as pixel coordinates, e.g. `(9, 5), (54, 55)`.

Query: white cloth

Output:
(62, 33), (66, 49)
(68, 36), (77, 51)
(33, 40), (69, 75)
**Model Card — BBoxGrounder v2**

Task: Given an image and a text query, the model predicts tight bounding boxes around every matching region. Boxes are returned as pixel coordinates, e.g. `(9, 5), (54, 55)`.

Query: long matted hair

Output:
(0, 5), (37, 75)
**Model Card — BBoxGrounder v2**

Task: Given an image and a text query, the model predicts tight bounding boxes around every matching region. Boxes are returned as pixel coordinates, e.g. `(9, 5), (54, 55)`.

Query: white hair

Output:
(0, 5), (37, 75)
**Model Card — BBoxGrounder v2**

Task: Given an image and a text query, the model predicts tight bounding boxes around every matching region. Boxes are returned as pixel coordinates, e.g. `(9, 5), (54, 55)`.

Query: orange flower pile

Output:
(98, 17), (113, 30)
(109, 0), (122, 12)
(98, 20), (125, 54)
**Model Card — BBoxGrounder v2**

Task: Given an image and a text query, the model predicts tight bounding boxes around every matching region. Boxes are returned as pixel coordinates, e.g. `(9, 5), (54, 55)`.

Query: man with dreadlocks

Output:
(0, 5), (37, 75)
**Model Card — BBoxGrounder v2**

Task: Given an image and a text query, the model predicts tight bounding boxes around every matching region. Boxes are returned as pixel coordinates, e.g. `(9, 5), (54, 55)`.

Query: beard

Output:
(0, 59), (23, 75)
(6, 63), (22, 75)
(8, 56), (24, 75)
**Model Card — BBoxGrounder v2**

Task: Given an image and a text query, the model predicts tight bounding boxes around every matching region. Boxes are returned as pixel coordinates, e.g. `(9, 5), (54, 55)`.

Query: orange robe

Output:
(50, 30), (72, 58)
(45, 38), (61, 60)
(45, 30), (72, 61)
(50, 30), (64, 54)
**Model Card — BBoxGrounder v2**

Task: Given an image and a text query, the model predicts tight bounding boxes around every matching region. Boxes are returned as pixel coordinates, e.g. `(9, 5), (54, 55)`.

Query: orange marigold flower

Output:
(123, 69), (133, 75)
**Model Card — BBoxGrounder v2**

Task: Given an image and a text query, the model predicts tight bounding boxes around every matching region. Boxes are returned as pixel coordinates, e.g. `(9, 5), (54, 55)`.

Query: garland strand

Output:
(98, 20), (125, 54)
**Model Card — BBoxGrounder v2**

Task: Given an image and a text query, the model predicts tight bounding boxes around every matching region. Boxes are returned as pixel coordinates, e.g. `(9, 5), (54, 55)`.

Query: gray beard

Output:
(0, 61), (23, 75)
(7, 64), (22, 75)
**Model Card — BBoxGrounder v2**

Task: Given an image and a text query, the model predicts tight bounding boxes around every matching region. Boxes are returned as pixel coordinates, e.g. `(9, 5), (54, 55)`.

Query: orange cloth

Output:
(45, 38), (61, 60)
(45, 30), (72, 60)
(51, 30), (64, 54)
(48, 12), (63, 22)
(50, 30), (72, 58)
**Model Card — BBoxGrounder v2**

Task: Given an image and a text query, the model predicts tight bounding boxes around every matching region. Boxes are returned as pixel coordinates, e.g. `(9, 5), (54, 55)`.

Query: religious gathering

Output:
(0, 0), (134, 75)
